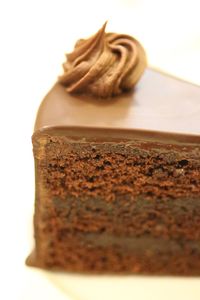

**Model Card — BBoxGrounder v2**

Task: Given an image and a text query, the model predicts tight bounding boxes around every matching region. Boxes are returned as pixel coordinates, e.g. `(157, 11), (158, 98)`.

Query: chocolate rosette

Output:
(59, 23), (147, 98)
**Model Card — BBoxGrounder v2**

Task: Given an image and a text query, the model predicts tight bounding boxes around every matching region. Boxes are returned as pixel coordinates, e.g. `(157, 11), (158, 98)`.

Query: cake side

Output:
(27, 129), (200, 275)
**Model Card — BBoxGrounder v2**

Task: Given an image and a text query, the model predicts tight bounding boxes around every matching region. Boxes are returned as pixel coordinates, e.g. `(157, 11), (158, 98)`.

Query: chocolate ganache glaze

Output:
(59, 22), (147, 98)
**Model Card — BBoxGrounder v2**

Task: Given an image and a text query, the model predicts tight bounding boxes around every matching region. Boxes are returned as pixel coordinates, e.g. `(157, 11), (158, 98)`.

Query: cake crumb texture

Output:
(29, 134), (200, 275)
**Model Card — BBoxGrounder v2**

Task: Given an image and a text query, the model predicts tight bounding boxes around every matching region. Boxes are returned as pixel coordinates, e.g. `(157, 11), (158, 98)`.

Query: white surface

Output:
(1, 0), (200, 299)
(47, 273), (200, 300)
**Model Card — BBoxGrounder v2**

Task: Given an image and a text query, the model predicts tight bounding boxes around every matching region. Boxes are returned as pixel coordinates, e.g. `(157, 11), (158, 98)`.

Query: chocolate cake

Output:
(27, 24), (200, 275)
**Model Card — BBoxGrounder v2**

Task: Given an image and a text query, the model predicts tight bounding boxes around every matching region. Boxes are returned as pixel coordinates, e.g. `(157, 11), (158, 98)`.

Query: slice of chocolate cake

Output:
(27, 24), (200, 275)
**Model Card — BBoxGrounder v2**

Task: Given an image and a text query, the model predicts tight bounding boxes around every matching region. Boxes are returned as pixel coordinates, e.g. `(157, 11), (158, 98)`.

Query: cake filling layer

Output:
(82, 233), (200, 253)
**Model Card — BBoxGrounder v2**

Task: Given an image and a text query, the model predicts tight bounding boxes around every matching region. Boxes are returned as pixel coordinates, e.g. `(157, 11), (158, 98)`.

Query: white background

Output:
(0, 0), (200, 299)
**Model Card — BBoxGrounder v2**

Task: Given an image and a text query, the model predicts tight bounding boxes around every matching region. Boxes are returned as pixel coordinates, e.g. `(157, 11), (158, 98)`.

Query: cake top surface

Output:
(35, 69), (200, 138)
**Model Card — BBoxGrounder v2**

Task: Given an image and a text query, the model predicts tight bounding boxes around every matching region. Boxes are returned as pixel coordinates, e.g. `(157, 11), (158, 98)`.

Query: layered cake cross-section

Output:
(27, 24), (200, 275)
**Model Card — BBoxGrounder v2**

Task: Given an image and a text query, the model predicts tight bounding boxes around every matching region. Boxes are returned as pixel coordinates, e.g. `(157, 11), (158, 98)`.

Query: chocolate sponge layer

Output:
(27, 129), (200, 275)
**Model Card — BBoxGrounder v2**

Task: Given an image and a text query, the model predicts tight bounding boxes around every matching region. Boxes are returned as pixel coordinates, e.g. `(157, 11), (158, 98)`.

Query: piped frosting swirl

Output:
(59, 22), (147, 98)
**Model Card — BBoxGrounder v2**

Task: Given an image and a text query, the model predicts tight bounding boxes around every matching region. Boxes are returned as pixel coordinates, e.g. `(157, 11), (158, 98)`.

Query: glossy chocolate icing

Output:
(35, 69), (200, 141)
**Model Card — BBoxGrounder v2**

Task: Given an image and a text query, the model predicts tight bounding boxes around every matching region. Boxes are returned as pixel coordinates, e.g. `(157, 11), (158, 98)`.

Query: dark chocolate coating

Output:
(35, 68), (200, 138)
